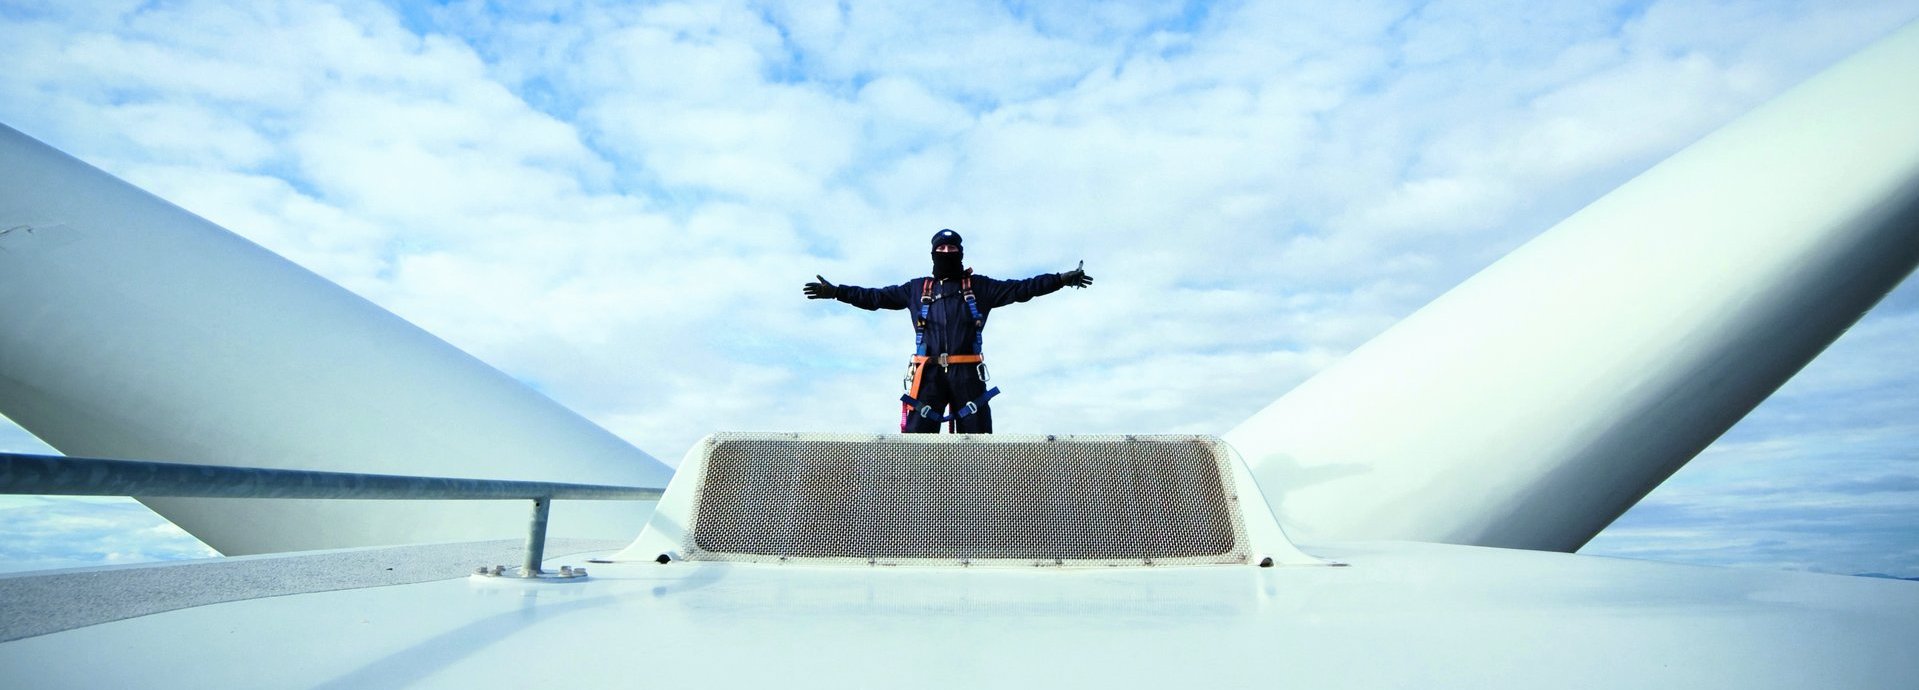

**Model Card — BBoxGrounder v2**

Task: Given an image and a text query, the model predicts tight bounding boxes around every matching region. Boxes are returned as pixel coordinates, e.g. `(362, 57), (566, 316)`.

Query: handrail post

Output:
(522, 497), (550, 577)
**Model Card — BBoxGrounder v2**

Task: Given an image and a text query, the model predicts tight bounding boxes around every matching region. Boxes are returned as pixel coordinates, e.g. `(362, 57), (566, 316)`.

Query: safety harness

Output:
(900, 275), (1001, 426)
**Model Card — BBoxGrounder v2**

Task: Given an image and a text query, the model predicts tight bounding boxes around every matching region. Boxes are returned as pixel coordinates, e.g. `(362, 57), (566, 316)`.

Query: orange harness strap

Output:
(913, 354), (984, 367)
(903, 355), (982, 409)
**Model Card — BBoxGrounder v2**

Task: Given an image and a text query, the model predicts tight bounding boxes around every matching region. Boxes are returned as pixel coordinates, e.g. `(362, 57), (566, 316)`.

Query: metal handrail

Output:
(0, 452), (665, 578)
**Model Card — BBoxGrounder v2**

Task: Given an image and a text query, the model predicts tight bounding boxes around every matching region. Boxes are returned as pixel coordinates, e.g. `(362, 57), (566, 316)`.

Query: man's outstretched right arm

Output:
(803, 275), (913, 310)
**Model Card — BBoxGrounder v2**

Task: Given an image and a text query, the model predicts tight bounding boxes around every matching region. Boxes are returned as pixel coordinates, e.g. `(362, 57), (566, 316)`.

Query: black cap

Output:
(931, 229), (963, 248)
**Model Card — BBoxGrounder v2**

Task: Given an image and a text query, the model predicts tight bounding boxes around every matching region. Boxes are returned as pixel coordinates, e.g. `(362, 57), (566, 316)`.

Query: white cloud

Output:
(763, 0), (1118, 104)
(0, 496), (218, 574)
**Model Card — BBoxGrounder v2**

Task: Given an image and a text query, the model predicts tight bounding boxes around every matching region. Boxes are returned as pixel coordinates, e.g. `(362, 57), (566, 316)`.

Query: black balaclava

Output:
(931, 228), (965, 279)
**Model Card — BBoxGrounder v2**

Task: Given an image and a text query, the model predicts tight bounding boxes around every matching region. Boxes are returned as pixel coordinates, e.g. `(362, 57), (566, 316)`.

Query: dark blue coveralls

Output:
(834, 271), (1066, 433)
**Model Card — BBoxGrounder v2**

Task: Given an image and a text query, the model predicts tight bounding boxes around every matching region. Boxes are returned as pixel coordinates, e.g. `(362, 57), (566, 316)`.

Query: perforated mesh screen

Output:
(684, 434), (1249, 565)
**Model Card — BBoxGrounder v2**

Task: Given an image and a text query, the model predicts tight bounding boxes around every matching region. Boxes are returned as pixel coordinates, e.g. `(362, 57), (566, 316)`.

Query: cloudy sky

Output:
(1, 0), (1915, 577)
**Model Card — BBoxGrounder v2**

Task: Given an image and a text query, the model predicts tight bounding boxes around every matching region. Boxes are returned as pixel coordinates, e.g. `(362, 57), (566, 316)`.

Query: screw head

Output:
(655, 553), (671, 564)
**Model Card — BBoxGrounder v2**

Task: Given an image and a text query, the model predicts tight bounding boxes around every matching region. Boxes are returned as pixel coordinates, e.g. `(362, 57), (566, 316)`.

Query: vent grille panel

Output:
(687, 435), (1248, 564)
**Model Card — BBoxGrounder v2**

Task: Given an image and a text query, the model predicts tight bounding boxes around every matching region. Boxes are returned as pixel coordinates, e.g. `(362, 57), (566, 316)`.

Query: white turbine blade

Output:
(1226, 22), (1919, 551)
(0, 124), (671, 555)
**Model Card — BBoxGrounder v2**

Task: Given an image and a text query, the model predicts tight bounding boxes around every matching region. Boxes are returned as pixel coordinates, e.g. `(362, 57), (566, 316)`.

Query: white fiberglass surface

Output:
(0, 543), (1912, 689)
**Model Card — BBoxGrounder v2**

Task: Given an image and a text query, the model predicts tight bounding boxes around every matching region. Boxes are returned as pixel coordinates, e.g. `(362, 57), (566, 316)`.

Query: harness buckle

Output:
(937, 353), (949, 370)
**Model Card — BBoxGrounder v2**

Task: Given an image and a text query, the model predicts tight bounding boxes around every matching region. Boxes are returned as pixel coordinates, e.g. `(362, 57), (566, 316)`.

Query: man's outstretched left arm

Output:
(802, 275), (839, 300)
(979, 261), (1094, 308)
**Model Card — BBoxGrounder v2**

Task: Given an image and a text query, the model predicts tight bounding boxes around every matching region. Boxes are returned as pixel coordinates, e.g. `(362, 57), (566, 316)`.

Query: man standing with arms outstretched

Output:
(803, 229), (1093, 433)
